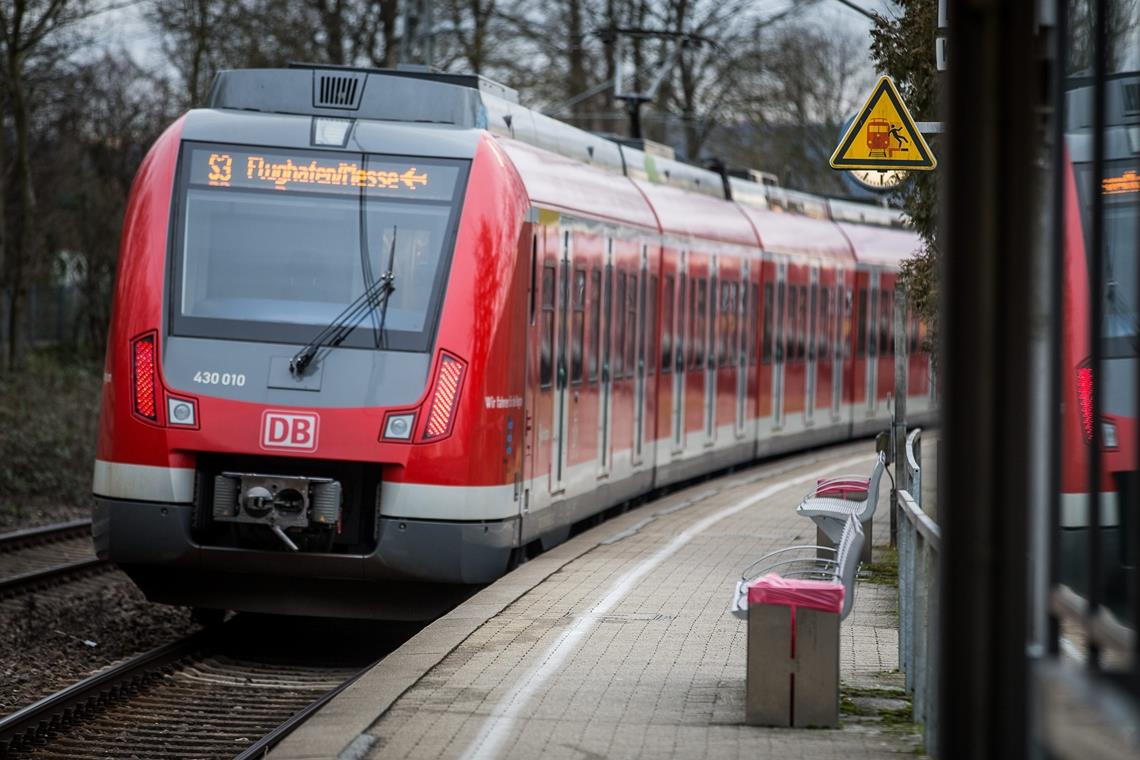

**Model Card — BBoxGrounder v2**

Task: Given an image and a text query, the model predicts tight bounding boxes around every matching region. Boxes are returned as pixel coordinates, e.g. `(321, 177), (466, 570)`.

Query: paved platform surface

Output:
(274, 441), (920, 759)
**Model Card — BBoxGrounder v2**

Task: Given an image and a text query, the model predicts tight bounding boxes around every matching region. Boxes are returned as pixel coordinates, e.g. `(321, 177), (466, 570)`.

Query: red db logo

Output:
(260, 411), (319, 452)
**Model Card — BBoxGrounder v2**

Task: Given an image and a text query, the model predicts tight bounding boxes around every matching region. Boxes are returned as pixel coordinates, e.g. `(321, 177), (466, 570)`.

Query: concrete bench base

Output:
(746, 603), (840, 728)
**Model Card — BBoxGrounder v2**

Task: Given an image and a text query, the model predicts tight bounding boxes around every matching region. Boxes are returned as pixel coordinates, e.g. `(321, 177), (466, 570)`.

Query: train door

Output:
(523, 231), (539, 519)
(704, 258), (718, 445)
(551, 231), (572, 494)
(684, 255), (707, 450)
(805, 266), (819, 426)
(772, 261), (787, 429)
(735, 261), (749, 439)
(832, 280), (845, 421)
(632, 245), (648, 466)
(865, 270), (879, 415)
(672, 252), (687, 454)
(597, 238), (614, 478)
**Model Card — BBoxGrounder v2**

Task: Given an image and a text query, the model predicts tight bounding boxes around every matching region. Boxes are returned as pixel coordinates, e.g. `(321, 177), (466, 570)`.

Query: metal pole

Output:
(893, 286), (909, 550)
(941, 0), (1038, 756)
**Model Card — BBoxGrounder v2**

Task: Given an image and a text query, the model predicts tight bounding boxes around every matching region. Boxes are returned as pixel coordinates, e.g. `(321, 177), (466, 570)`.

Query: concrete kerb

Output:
(270, 441), (873, 760)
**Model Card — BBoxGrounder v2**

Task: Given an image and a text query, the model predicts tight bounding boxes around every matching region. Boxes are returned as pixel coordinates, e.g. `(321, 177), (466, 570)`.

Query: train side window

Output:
(571, 268), (586, 384)
(588, 268), (601, 382)
(648, 274), (658, 372)
(808, 283), (818, 361)
(677, 272), (687, 371)
(787, 286), (798, 362)
(820, 286), (830, 359)
(856, 288), (867, 356)
(762, 283), (774, 363)
(615, 271), (627, 378)
(662, 275), (675, 373)
(697, 278), (708, 368)
(626, 273), (637, 378)
(748, 282), (757, 366)
(689, 279), (699, 369)
(529, 235), (538, 325)
(869, 288), (879, 357)
(798, 285), (808, 360)
(708, 274), (718, 369)
(880, 290), (891, 355)
(540, 265), (555, 387)
(735, 282), (744, 363)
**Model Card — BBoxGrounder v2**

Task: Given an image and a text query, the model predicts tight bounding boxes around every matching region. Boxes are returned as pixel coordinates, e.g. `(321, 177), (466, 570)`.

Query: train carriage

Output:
(92, 66), (934, 619)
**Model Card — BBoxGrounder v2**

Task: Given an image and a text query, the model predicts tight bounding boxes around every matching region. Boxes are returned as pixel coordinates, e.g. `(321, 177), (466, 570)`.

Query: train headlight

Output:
(167, 396), (198, 427)
(1103, 421), (1118, 449)
(383, 413), (415, 440)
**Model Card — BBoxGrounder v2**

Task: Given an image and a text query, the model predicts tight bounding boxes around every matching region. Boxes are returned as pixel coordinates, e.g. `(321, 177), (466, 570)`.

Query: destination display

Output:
(187, 145), (460, 201)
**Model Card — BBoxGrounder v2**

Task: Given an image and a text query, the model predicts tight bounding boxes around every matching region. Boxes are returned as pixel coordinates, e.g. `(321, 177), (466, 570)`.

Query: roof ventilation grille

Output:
(314, 73), (365, 110)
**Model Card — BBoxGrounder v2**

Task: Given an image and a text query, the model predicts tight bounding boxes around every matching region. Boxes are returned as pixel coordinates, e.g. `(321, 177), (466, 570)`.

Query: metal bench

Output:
(795, 453), (885, 558)
(731, 514), (865, 622)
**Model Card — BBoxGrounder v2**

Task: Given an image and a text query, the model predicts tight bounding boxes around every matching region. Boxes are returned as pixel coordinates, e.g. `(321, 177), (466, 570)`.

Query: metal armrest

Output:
(740, 546), (837, 580)
(745, 557), (838, 581)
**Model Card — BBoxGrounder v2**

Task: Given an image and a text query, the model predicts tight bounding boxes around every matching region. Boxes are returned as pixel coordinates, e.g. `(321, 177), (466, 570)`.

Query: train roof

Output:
(837, 221), (923, 265)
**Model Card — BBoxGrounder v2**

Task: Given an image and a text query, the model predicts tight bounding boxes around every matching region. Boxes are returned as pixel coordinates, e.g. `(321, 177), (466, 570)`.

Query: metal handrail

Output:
(896, 427), (939, 756)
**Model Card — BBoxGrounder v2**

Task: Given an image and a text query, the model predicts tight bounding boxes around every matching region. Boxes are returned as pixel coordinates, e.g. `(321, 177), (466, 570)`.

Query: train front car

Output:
(92, 68), (531, 619)
(1059, 74), (1139, 607)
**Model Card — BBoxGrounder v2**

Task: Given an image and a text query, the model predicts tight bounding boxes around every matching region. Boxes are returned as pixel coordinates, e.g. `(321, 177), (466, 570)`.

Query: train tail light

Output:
(132, 333), (158, 421)
(1076, 365), (1094, 443)
(423, 353), (466, 440)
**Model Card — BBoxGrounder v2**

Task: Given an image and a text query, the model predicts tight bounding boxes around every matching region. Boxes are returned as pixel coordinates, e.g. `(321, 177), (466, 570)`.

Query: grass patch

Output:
(862, 544), (900, 586)
(0, 351), (102, 521)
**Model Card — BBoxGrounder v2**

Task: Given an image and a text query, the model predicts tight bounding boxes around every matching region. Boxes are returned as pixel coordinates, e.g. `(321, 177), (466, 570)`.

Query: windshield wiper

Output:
(289, 229), (398, 376)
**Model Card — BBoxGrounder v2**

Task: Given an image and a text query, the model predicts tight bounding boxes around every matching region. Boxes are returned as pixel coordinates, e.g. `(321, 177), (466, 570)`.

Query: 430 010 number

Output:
(193, 371), (246, 387)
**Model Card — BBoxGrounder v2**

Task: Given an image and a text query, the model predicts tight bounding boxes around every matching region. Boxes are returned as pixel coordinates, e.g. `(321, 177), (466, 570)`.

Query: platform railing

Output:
(897, 428), (939, 755)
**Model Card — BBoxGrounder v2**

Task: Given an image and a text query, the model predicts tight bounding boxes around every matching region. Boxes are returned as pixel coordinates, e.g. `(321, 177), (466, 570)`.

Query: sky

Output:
(83, 0), (898, 76)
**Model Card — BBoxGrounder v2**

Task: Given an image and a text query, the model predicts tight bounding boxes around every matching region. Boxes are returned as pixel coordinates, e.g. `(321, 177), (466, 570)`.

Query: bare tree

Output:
(0, 0), (93, 369)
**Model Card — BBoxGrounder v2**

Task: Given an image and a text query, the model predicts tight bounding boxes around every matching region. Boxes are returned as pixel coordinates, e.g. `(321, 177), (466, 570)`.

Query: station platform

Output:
(273, 441), (920, 759)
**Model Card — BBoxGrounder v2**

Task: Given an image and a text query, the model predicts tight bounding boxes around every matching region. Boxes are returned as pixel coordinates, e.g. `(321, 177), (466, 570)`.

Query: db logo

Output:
(260, 410), (319, 452)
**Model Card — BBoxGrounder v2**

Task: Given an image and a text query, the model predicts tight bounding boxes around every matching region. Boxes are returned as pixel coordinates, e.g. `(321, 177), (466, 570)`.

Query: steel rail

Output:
(0, 519), (93, 552)
(232, 660), (378, 760)
(0, 630), (213, 752)
(0, 556), (112, 597)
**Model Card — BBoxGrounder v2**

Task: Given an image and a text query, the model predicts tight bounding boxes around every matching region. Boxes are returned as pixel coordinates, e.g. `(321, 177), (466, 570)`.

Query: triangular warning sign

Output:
(830, 76), (936, 171)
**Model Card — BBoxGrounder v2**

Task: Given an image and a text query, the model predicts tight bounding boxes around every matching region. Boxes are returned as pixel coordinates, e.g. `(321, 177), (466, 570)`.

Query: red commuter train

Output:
(92, 66), (935, 619)
(1058, 75), (1138, 601)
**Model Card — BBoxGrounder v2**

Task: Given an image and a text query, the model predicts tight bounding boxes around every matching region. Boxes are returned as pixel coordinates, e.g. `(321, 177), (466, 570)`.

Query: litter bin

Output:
(745, 574), (845, 728)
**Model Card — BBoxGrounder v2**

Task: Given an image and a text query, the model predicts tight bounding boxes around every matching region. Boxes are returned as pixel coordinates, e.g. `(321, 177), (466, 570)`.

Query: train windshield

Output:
(1076, 159), (1140, 353)
(171, 143), (468, 352)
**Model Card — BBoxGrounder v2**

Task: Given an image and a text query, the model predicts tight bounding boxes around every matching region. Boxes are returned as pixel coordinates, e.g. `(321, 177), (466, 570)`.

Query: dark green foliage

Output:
(0, 352), (101, 516)
(870, 0), (940, 359)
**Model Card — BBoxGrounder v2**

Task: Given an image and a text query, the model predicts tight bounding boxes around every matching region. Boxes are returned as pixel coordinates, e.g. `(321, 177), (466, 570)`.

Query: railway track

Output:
(0, 616), (393, 759)
(0, 520), (111, 598)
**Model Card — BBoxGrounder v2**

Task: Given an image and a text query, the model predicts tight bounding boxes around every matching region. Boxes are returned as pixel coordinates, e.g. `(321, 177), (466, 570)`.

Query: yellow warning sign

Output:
(830, 76), (936, 171)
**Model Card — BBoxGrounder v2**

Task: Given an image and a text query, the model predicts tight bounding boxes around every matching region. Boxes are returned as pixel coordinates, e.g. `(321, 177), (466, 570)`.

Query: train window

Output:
(708, 275), (718, 369)
(689, 279), (699, 369)
(662, 275), (675, 373)
(787, 286), (798, 363)
(719, 281), (730, 366)
(869, 288), (879, 357)
(836, 284), (846, 359)
(626, 273), (637, 377)
(735, 282), (744, 363)
(798, 285), (808, 360)
(750, 283), (759, 366)
(809, 283), (818, 361)
(529, 236), (537, 325)
(648, 274), (658, 372)
(697, 278), (708, 368)
(571, 268), (586, 384)
(540, 265), (555, 387)
(856, 288), (867, 356)
(880, 290), (891, 355)
(615, 272), (627, 378)
(677, 272), (687, 371)
(589, 269), (601, 382)
(174, 145), (468, 352)
(820, 287), (830, 359)
(602, 264), (613, 381)
(762, 283), (774, 364)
